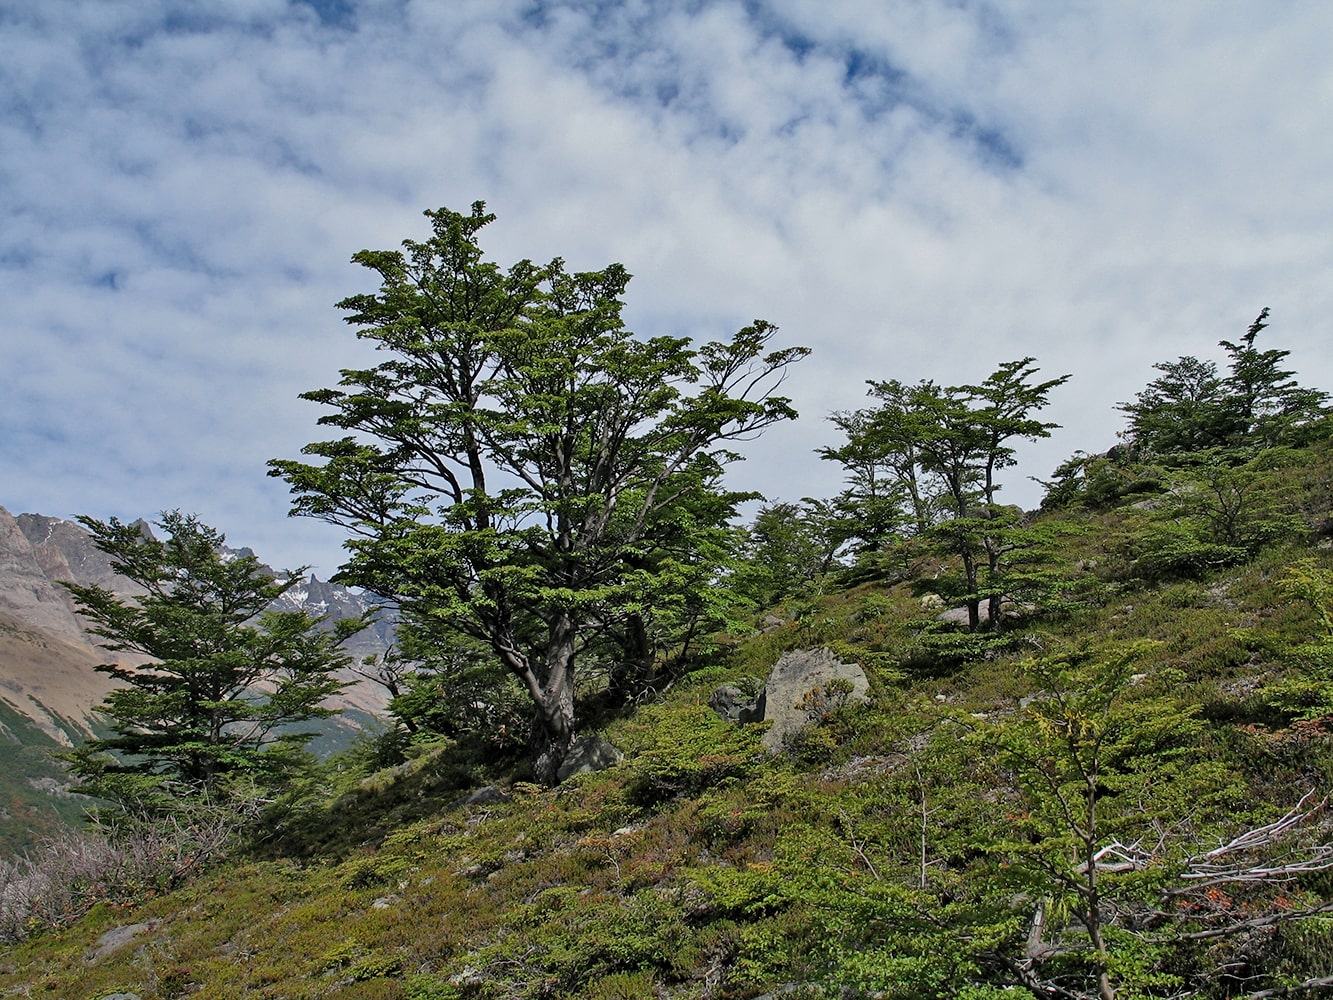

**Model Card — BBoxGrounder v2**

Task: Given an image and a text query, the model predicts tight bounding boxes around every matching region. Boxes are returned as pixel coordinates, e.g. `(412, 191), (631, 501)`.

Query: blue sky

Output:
(3, 1), (1332, 574)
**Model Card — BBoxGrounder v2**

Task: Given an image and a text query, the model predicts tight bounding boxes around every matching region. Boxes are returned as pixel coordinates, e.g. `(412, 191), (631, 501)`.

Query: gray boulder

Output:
(453, 784), (512, 808)
(707, 681), (765, 724)
(710, 649), (870, 752)
(557, 735), (624, 782)
(86, 921), (158, 963)
(758, 648), (870, 752)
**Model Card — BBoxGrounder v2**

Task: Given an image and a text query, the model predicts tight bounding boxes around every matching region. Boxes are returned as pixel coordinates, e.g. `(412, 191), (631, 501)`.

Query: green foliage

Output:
(1120, 309), (1329, 459)
(729, 499), (846, 606)
(619, 701), (767, 806)
(60, 512), (363, 812)
(1110, 451), (1306, 584)
(1123, 521), (1251, 583)
(1120, 353), (1241, 456)
(1258, 558), (1333, 722)
(271, 202), (808, 782)
(1040, 450), (1168, 511)
(15, 306), (1333, 1000)
(378, 631), (530, 752)
(823, 359), (1071, 634)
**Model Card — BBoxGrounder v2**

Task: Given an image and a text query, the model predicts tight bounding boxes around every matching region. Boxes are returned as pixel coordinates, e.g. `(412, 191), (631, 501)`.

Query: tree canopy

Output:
(271, 202), (808, 783)
(1120, 309), (1328, 457)
(821, 358), (1070, 629)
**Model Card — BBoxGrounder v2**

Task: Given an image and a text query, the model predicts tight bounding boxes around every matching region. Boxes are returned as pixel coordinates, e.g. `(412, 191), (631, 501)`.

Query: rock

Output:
(707, 682), (764, 724)
(0, 506), (87, 642)
(936, 600), (1034, 625)
(86, 921), (158, 963)
(756, 648), (870, 753)
(708, 651), (869, 752)
(456, 784), (511, 807)
(935, 606), (972, 625)
(557, 735), (624, 781)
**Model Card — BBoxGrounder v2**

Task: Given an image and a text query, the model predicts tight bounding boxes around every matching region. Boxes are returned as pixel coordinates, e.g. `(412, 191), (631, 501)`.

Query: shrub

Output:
(0, 805), (243, 942)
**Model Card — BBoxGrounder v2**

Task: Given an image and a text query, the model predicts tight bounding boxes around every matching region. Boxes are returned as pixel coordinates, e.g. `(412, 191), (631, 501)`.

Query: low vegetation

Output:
(7, 441), (1333, 996)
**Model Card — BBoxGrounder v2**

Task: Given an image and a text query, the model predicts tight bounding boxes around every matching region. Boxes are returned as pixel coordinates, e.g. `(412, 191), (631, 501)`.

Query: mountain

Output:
(0, 506), (397, 846)
(0, 508), (123, 743)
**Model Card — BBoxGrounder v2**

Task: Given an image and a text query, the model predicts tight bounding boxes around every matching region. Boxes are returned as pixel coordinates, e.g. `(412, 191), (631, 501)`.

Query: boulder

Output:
(935, 605), (973, 625)
(935, 600), (1035, 625)
(708, 650), (871, 751)
(454, 784), (512, 808)
(758, 648), (870, 752)
(557, 735), (624, 782)
(86, 921), (158, 963)
(707, 680), (765, 724)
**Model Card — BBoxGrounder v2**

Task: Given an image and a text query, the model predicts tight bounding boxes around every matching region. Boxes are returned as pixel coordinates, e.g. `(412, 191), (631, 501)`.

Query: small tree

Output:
(1120, 310), (1328, 458)
(61, 512), (363, 812)
(820, 379), (946, 547)
(978, 646), (1333, 999)
(729, 499), (846, 607)
(1118, 354), (1240, 456)
(920, 359), (1071, 629)
(1221, 308), (1330, 448)
(823, 359), (1070, 629)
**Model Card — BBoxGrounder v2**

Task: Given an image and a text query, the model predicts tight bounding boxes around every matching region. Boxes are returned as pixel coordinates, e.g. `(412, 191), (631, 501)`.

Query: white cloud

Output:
(2, 0), (1332, 572)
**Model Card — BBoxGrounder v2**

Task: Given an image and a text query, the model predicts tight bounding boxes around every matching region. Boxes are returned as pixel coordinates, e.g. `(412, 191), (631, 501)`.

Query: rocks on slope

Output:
(710, 647), (871, 752)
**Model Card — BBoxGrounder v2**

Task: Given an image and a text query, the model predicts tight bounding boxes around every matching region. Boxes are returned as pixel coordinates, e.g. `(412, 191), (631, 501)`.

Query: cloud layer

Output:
(3, 1), (1332, 572)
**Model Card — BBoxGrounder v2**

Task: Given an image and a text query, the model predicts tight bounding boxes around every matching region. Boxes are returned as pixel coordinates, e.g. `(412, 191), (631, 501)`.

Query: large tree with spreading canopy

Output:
(271, 203), (808, 783)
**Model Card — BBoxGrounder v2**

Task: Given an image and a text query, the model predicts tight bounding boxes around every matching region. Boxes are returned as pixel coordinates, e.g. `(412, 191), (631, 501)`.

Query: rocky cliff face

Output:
(0, 508), (91, 646)
(0, 507), (122, 743)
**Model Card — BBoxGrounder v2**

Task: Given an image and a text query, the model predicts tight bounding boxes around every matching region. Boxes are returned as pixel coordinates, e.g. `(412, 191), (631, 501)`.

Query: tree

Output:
(819, 379), (946, 549)
(1118, 355), (1239, 456)
(1220, 308), (1329, 448)
(61, 512), (362, 811)
(974, 646), (1333, 1000)
(823, 359), (1070, 629)
(1120, 310), (1328, 458)
(270, 203), (808, 783)
(729, 499), (846, 607)
(919, 359), (1072, 629)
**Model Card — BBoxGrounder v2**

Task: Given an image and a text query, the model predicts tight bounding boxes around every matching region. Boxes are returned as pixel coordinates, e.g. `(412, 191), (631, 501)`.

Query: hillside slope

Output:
(5, 441), (1333, 998)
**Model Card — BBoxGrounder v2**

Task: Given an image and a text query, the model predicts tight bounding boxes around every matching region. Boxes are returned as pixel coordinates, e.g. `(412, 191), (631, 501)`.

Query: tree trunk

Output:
(608, 611), (654, 705)
(530, 706), (573, 786)
(961, 550), (982, 630)
(528, 614), (578, 785)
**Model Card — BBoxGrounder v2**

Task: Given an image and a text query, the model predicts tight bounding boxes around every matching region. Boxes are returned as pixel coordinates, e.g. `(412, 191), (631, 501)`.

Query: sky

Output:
(3, 1), (1332, 576)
